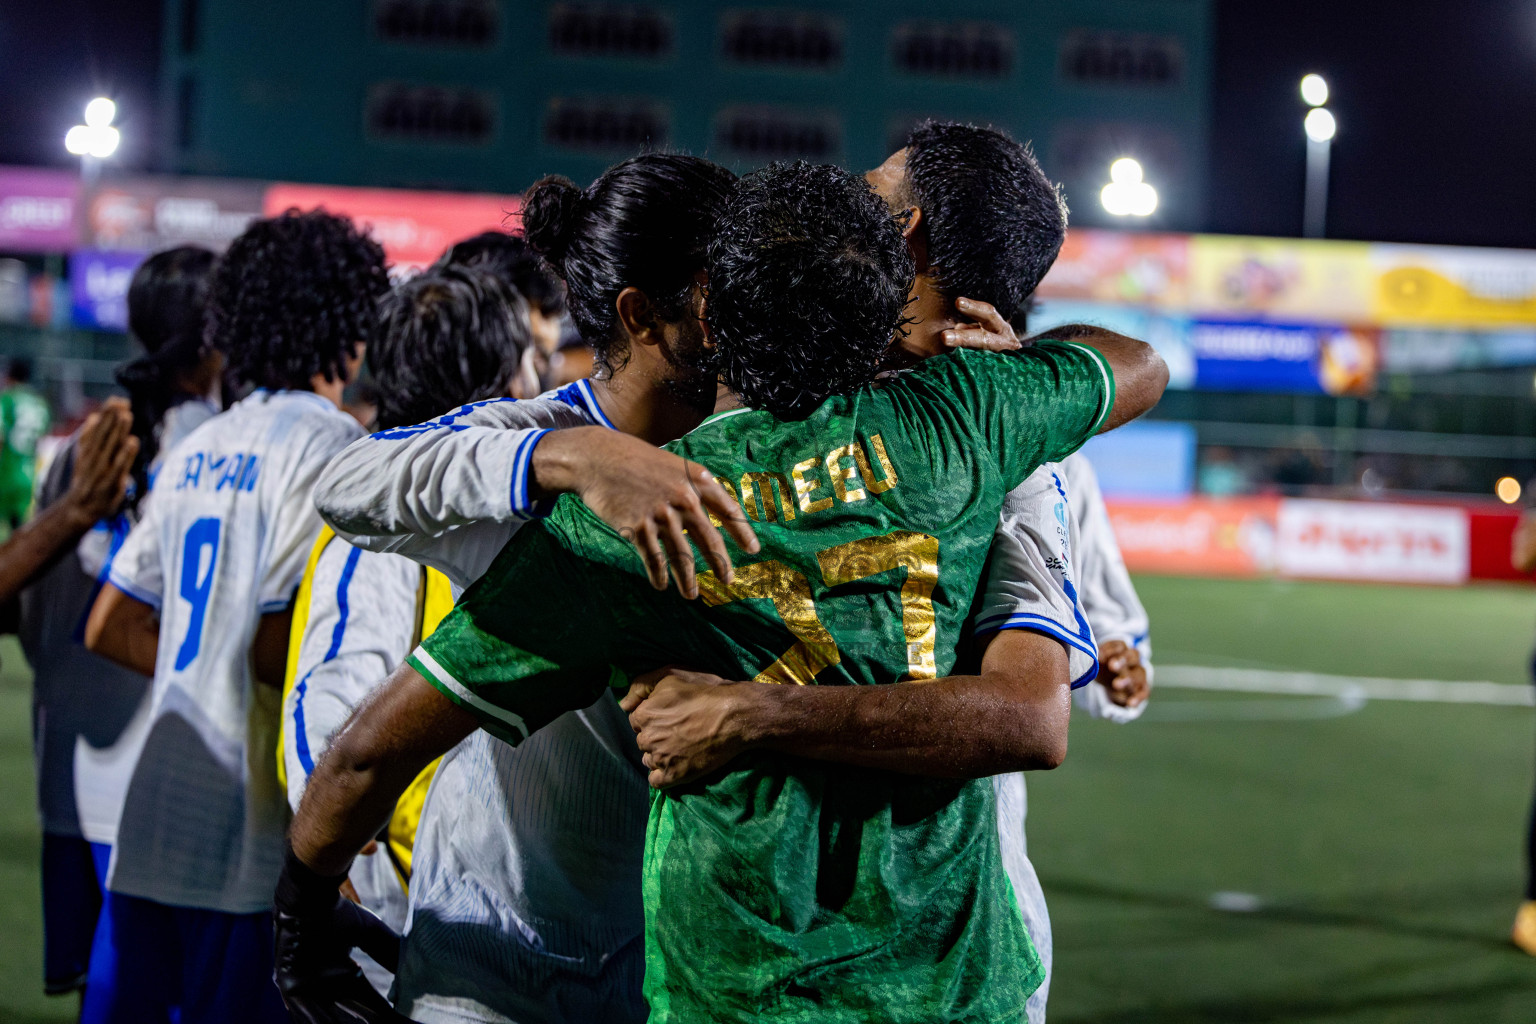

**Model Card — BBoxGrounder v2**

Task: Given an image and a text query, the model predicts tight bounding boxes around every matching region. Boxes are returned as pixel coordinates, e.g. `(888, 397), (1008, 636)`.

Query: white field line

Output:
(1156, 665), (1535, 707)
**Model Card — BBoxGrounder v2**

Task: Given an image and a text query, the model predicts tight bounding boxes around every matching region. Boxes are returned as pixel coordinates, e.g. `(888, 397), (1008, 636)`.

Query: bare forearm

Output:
(1033, 324), (1168, 431)
(741, 672), (1070, 777)
(84, 584), (160, 677)
(0, 500), (95, 603)
(290, 664), (476, 875)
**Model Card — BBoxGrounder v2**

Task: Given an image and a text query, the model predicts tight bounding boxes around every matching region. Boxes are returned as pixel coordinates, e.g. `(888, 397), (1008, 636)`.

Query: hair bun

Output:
(521, 175), (582, 264)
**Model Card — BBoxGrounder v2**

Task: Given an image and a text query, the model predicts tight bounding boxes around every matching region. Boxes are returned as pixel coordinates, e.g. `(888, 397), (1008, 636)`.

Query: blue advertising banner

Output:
(70, 249), (146, 331)
(1190, 320), (1378, 395)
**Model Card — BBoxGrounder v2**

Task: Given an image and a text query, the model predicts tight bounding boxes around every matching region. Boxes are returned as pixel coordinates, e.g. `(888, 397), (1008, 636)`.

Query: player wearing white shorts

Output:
(81, 210), (388, 1024)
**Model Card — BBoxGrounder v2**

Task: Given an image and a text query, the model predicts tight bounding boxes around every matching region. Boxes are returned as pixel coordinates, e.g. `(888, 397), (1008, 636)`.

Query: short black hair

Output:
(118, 245), (217, 505)
(521, 154), (736, 375)
(902, 121), (1067, 322)
(368, 264), (534, 430)
(707, 161), (915, 418)
(7, 357), (33, 384)
(206, 209), (389, 392)
(435, 230), (566, 318)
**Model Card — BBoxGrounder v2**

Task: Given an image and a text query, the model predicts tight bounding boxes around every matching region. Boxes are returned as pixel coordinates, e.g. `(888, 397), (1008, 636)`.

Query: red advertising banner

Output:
(1105, 497), (1279, 578)
(1036, 229), (1190, 308)
(264, 183), (521, 270)
(1275, 499), (1469, 585)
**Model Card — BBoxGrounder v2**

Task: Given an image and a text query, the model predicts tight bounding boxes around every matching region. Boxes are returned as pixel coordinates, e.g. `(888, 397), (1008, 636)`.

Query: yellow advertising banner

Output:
(1370, 244), (1536, 327)
(1187, 235), (1373, 322)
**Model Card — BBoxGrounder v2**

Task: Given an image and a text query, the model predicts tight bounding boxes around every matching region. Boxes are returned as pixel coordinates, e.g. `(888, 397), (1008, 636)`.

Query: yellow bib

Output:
(278, 527), (455, 888)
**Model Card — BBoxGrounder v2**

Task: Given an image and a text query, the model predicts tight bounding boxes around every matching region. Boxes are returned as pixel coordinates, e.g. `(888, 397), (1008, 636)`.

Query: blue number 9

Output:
(174, 517), (221, 671)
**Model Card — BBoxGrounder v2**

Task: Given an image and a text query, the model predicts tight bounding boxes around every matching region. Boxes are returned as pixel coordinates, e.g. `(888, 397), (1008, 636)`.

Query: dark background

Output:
(1, 0), (1533, 247)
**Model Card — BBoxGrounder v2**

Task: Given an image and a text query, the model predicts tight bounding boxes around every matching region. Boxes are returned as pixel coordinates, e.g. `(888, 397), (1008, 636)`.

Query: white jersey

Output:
(106, 389), (362, 912)
(19, 397), (217, 845)
(316, 378), (649, 1024)
(283, 539), (421, 937)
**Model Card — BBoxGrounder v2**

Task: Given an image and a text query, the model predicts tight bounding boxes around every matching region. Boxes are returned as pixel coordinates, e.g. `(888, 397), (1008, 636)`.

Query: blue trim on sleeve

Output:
(368, 398), (518, 440)
(976, 613), (1101, 689)
(292, 545), (363, 777)
(507, 428), (553, 520)
(106, 569), (162, 611)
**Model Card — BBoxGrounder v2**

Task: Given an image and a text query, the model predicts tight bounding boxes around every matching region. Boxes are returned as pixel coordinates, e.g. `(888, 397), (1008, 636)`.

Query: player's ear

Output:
(615, 287), (661, 347)
(901, 206), (929, 274)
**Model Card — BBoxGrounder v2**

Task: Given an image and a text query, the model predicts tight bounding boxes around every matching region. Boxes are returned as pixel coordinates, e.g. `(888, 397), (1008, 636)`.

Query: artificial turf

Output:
(0, 575), (1532, 1022)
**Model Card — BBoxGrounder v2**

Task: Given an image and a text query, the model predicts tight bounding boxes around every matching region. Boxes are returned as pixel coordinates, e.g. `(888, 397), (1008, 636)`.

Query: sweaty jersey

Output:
(107, 390), (363, 912)
(410, 344), (1113, 1023)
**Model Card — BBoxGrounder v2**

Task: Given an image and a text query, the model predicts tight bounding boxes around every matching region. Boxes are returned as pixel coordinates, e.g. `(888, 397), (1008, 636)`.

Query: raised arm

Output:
(1033, 323), (1167, 431)
(623, 627), (1072, 788)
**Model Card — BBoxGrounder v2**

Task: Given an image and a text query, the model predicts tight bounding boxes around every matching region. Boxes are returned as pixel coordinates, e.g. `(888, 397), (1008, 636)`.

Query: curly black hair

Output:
(707, 161), (915, 419)
(901, 121), (1067, 323)
(520, 154), (736, 376)
(117, 245), (216, 506)
(369, 263), (534, 430)
(435, 230), (566, 318)
(205, 209), (389, 392)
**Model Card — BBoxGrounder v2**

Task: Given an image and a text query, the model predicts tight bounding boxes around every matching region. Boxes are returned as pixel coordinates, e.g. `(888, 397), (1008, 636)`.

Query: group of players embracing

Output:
(38, 121), (1168, 1024)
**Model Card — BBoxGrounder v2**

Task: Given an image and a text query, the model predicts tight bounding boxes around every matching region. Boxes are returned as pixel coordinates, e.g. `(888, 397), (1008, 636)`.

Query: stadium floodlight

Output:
(84, 96), (117, 128)
(1300, 74), (1329, 108)
(1497, 476), (1522, 504)
(1100, 158), (1158, 218)
(65, 98), (120, 174)
(1304, 107), (1337, 143)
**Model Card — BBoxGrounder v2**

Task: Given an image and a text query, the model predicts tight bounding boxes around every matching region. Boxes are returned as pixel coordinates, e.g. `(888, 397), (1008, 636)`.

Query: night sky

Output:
(1, 0), (1533, 249)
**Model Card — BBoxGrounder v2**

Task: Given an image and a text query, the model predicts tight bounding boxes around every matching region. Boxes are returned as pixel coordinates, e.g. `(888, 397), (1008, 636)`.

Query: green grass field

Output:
(0, 574), (1533, 1022)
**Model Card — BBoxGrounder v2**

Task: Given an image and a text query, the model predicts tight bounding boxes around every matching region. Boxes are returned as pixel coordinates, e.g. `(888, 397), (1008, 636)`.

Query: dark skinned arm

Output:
(622, 628), (1071, 789)
(84, 583), (160, 677)
(289, 663), (478, 876)
(252, 607), (294, 690)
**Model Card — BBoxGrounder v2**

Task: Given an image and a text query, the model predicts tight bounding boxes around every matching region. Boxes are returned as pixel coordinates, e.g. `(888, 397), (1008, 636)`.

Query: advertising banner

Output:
(1104, 497), (1280, 578)
(1371, 243), (1536, 328)
(1188, 235), (1374, 324)
(1274, 499), (1469, 585)
(264, 183), (520, 270)
(0, 167), (79, 252)
(86, 177), (265, 252)
(71, 249), (147, 331)
(1190, 321), (1378, 395)
(1036, 229), (1189, 308)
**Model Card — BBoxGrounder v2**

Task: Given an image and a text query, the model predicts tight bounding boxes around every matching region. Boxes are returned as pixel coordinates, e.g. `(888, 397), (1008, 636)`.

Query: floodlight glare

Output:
(88, 126), (120, 158)
(1304, 107), (1337, 143)
(1110, 157), (1144, 185)
(84, 97), (117, 128)
(1101, 157), (1158, 217)
(64, 126), (92, 156)
(1497, 476), (1522, 504)
(1300, 74), (1329, 108)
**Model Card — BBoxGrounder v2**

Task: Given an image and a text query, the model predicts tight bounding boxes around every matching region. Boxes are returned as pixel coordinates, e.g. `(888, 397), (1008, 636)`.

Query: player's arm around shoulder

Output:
(1037, 324), (1168, 432)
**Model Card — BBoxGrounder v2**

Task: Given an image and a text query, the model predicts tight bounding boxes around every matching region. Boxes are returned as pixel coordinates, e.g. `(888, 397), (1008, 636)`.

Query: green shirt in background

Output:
(0, 384), (51, 523)
(411, 343), (1115, 1023)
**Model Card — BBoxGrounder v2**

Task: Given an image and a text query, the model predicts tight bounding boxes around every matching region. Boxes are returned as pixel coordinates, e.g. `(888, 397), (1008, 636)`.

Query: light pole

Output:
(64, 97), (120, 184)
(1300, 75), (1335, 238)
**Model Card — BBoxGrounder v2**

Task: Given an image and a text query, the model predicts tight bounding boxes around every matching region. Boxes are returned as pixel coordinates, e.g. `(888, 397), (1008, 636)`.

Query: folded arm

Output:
(623, 628), (1071, 788)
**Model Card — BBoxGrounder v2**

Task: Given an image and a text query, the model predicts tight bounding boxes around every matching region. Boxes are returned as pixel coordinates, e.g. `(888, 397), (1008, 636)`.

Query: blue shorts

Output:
(40, 833), (108, 995)
(79, 891), (289, 1024)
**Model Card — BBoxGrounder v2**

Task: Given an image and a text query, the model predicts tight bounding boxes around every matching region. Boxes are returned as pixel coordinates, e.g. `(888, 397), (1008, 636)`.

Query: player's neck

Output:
(306, 371), (347, 410)
(887, 277), (956, 368)
(586, 374), (709, 446)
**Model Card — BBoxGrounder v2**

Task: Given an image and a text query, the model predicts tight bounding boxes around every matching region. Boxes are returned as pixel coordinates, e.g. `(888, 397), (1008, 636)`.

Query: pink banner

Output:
(0, 167), (80, 252)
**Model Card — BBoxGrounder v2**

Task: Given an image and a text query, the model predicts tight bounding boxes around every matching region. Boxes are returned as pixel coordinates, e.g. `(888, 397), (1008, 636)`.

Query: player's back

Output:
(106, 389), (363, 913)
(421, 342), (1114, 1022)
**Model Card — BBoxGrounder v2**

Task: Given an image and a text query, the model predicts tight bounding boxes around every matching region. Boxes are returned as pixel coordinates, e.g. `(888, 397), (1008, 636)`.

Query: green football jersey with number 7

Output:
(409, 342), (1115, 1024)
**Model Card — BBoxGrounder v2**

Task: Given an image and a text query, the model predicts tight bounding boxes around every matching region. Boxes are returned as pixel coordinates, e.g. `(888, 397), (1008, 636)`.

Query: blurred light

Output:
(1300, 74), (1329, 107)
(1497, 477), (1522, 504)
(1101, 158), (1158, 217)
(1110, 157), (1144, 184)
(1304, 107), (1337, 143)
(65, 124), (119, 158)
(84, 97), (116, 128)
(64, 126), (92, 156)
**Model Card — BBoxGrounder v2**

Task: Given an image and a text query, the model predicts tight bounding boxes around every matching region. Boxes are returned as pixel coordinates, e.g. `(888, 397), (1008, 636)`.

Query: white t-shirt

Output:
(19, 397), (218, 845)
(106, 389), (362, 912)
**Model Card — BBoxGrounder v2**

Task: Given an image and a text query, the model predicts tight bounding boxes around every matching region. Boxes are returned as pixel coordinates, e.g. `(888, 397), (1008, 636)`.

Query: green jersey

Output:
(0, 384), (51, 521)
(410, 343), (1115, 1023)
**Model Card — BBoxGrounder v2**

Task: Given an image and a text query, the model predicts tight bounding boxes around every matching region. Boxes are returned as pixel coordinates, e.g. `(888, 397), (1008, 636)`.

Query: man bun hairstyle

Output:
(902, 121), (1068, 323)
(206, 208), (389, 393)
(368, 263), (534, 430)
(520, 155), (737, 376)
(707, 161), (915, 419)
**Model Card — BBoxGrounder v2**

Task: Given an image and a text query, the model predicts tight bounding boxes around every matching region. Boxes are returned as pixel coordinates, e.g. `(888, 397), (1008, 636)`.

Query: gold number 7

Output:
(696, 530), (939, 685)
